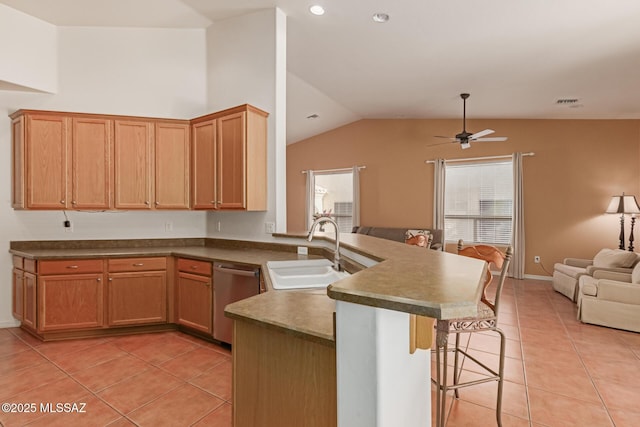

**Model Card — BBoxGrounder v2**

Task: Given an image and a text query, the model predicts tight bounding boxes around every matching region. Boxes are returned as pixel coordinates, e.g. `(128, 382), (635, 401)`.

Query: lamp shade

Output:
(606, 194), (640, 214)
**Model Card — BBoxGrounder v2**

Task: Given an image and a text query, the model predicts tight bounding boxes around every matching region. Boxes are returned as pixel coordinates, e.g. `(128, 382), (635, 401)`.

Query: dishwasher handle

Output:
(214, 265), (259, 278)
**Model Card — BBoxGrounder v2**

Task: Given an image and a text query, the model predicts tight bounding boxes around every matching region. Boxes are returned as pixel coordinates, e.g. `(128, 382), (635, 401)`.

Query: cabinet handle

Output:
(133, 263), (144, 267)
(72, 200), (77, 205)
(190, 265), (199, 270)
(66, 265), (79, 269)
(97, 278), (101, 282)
(60, 200), (65, 204)
(108, 278), (113, 281)
(204, 282), (211, 287)
(217, 201), (221, 204)
(145, 201), (150, 205)
(155, 201), (160, 205)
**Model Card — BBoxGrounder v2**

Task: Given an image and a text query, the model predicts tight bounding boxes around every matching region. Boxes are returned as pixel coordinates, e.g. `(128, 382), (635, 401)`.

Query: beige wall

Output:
(287, 118), (640, 277)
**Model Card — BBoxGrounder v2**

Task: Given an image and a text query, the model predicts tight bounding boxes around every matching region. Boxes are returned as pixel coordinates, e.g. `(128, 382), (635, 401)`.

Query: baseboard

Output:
(0, 319), (21, 328)
(524, 274), (553, 281)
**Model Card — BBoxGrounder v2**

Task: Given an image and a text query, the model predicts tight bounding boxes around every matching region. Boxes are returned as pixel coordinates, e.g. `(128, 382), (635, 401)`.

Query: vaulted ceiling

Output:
(3, 0), (640, 143)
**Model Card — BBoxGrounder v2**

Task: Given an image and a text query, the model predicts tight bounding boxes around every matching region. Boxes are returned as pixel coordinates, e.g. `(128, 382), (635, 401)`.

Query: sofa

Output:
(352, 226), (443, 250)
(577, 266), (640, 333)
(552, 249), (639, 302)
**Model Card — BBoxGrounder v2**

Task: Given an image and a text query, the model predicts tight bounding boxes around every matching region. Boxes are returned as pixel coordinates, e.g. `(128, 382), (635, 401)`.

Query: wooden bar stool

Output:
(432, 240), (513, 427)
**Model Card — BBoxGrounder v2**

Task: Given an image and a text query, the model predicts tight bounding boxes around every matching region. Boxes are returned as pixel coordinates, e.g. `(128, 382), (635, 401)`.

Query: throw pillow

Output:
(592, 248), (638, 269)
(405, 229), (431, 248)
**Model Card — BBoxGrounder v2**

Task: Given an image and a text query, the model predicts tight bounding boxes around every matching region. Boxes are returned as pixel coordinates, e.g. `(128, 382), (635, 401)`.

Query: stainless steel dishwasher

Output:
(213, 263), (260, 344)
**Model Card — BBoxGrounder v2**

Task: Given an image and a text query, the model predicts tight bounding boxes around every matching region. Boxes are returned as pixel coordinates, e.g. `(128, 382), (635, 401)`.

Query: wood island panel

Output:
(233, 320), (336, 427)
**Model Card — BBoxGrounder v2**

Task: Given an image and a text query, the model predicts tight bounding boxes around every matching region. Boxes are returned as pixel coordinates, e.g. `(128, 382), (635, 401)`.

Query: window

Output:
(307, 170), (357, 233)
(444, 161), (513, 244)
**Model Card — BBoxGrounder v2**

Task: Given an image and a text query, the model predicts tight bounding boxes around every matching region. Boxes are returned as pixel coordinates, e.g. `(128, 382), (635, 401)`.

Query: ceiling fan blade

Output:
(434, 135), (456, 140)
(427, 140), (458, 147)
(475, 137), (509, 142)
(469, 129), (494, 140)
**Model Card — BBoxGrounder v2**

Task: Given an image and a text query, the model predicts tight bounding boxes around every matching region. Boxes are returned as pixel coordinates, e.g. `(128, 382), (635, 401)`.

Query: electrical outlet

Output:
(164, 221), (173, 232)
(534, 256), (541, 264)
(265, 222), (275, 234)
(297, 246), (309, 255)
(216, 221), (221, 232)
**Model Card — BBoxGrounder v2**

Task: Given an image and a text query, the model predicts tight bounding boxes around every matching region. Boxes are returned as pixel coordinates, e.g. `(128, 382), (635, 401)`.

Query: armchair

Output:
(577, 266), (640, 333)
(552, 249), (639, 302)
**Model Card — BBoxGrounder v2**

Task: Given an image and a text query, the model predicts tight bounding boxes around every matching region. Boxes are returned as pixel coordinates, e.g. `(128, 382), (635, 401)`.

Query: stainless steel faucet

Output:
(307, 217), (341, 271)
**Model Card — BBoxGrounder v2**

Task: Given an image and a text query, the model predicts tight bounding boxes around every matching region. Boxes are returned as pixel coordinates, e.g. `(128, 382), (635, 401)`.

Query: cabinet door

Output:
(12, 269), (24, 321)
(25, 114), (70, 209)
(23, 272), (37, 329)
(108, 271), (167, 326)
(114, 120), (153, 209)
(191, 120), (217, 209)
(155, 122), (190, 209)
(177, 272), (212, 334)
(71, 117), (113, 209)
(217, 112), (246, 209)
(38, 273), (103, 331)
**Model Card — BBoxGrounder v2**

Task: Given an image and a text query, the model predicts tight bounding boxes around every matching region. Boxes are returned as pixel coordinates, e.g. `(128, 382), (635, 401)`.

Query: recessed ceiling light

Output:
(310, 5), (325, 16)
(372, 13), (390, 23)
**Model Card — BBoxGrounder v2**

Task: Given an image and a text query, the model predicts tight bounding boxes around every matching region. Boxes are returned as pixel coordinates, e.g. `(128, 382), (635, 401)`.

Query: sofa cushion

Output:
(631, 263), (640, 284)
(592, 249), (637, 269)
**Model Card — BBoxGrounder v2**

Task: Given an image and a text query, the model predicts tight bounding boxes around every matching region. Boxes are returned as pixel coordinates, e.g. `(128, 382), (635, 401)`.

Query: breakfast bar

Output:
(226, 232), (487, 427)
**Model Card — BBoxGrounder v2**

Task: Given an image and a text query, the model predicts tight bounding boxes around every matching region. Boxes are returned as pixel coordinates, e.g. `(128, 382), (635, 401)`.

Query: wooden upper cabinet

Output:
(23, 114), (70, 209)
(71, 117), (113, 210)
(114, 120), (153, 209)
(11, 104), (266, 211)
(155, 122), (190, 209)
(217, 112), (246, 210)
(191, 120), (217, 209)
(191, 104), (268, 211)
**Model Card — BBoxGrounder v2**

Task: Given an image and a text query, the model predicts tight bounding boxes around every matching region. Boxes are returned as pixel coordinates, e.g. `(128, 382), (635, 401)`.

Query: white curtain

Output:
(352, 166), (361, 228)
(433, 159), (446, 250)
(510, 153), (525, 279)
(305, 170), (315, 231)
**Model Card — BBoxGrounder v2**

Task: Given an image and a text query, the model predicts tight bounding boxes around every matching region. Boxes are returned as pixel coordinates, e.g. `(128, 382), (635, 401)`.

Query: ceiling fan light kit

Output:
(433, 93), (509, 149)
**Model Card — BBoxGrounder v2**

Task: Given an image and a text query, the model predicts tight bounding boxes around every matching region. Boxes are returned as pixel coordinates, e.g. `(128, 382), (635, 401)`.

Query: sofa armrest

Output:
(585, 265), (633, 276)
(591, 270), (632, 282)
(592, 280), (640, 305)
(563, 258), (592, 268)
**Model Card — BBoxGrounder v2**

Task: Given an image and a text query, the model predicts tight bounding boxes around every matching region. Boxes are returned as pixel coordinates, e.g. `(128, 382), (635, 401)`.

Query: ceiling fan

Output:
(433, 93), (508, 149)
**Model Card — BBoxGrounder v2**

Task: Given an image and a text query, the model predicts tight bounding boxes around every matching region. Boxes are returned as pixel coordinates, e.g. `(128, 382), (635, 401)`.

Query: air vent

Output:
(306, 114), (319, 119)
(555, 98), (579, 105)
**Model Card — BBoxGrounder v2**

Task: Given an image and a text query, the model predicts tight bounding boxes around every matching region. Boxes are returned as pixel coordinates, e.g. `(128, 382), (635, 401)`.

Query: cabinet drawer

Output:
(39, 259), (104, 275)
(24, 258), (36, 273)
(108, 257), (167, 272)
(177, 258), (212, 276)
(12, 256), (23, 269)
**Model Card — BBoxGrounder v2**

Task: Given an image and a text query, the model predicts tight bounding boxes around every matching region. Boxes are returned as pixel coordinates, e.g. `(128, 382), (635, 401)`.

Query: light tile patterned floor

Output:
(0, 330), (232, 426)
(436, 278), (640, 427)
(0, 278), (638, 426)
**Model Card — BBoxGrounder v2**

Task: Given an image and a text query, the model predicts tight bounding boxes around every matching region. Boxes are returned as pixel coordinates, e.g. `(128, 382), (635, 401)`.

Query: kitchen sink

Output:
(266, 259), (350, 290)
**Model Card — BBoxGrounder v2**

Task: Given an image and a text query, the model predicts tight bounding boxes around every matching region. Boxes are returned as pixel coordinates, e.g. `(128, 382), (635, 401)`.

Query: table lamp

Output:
(606, 193), (640, 251)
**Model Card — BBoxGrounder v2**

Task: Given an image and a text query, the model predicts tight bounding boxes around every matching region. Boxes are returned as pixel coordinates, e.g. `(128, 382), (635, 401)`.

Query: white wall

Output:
(205, 8), (287, 239)
(0, 24), (209, 327)
(0, 5), (57, 93)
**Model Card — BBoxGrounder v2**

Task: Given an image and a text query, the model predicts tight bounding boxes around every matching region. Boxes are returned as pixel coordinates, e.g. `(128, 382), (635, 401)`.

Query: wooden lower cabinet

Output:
(108, 271), (167, 326)
(233, 320), (337, 427)
(12, 268), (24, 321)
(177, 268), (213, 335)
(38, 273), (104, 332)
(23, 272), (37, 330)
